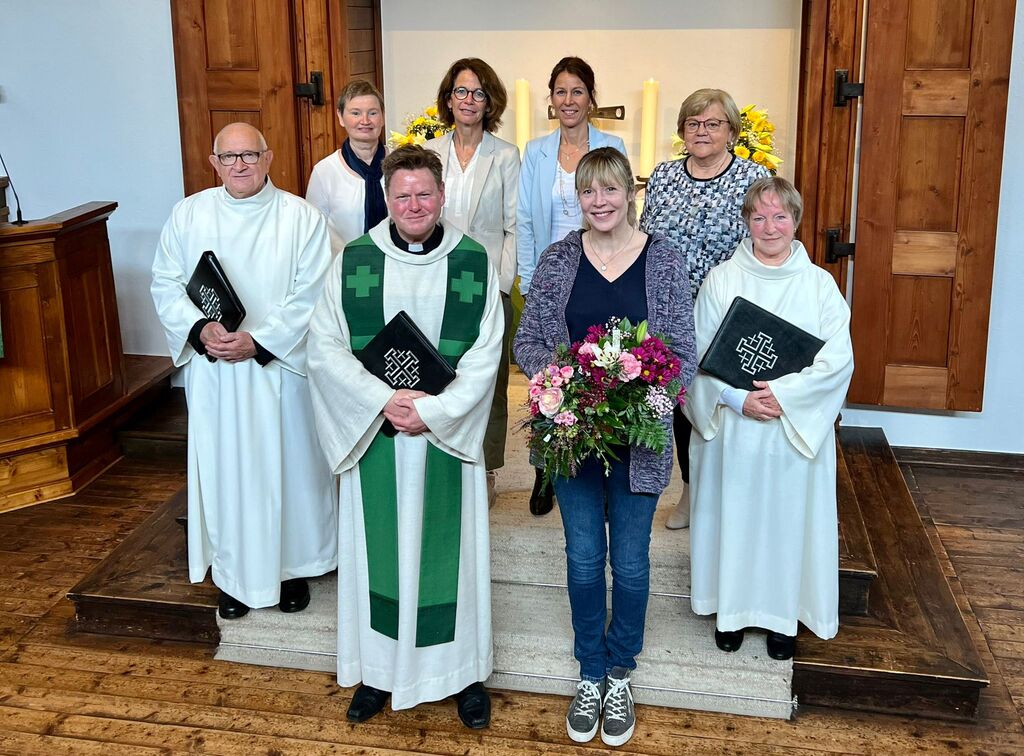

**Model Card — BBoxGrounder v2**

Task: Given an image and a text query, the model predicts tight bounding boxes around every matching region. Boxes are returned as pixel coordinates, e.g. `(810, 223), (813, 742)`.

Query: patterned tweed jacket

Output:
(513, 230), (697, 494)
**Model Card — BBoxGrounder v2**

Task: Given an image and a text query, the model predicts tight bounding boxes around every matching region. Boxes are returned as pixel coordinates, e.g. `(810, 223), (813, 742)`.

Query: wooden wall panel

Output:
(896, 117), (963, 232)
(0, 273), (53, 424)
(902, 70), (970, 115)
(210, 111), (262, 144)
(794, 0), (862, 288)
(906, 0), (974, 68)
(891, 231), (957, 276)
(204, 0), (258, 69)
(887, 276), (953, 365)
(883, 365), (949, 408)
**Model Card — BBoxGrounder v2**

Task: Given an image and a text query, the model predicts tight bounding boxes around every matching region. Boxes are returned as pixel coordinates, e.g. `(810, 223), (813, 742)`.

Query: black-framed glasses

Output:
(683, 118), (728, 134)
(452, 86), (488, 103)
(215, 150), (265, 166)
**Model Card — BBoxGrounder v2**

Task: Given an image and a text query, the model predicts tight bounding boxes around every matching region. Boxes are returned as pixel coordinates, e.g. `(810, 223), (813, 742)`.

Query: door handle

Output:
(295, 71), (324, 107)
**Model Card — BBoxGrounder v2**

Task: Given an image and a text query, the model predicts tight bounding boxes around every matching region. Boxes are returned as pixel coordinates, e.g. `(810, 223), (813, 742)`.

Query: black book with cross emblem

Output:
(185, 250), (246, 332)
(357, 310), (457, 436)
(698, 296), (826, 389)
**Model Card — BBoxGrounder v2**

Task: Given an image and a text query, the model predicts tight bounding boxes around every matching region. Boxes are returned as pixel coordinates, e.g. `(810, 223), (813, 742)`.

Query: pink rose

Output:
(578, 342), (597, 357)
(618, 352), (642, 381)
(560, 366), (574, 379)
(550, 375), (564, 387)
(529, 385), (542, 398)
(537, 387), (564, 418)
(554, 411), (577, 426)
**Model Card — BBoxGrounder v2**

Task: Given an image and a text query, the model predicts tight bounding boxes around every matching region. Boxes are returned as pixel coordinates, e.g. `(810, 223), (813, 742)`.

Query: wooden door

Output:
(171, 0), (384, 198)
(171, 0), (304, 196)
(846, 0), (1015, 410)
(795, 0), (864, 290)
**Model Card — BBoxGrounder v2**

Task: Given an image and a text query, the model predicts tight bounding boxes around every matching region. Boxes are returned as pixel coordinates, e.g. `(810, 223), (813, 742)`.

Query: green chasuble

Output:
(341, 232), (488, 647)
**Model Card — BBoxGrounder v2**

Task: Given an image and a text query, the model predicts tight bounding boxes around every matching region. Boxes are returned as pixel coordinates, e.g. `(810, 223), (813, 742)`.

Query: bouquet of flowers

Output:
(672, 103), (781, 173)
(388, 104), (452, 148)
(523, 318), (686, 481)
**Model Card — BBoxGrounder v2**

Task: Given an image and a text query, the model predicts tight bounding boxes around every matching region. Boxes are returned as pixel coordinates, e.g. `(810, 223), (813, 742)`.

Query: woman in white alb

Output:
(306, 79), (388, 252)
(686, 177), (854, 661)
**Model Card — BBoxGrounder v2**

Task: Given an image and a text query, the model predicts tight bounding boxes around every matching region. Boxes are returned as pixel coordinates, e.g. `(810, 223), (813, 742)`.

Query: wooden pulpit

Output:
(0, 202), (128, 510)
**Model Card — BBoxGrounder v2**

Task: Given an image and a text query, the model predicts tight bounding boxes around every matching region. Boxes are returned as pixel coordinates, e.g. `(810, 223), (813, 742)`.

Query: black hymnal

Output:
(699, 296), (825, 389)
(357, 311), (456, 436)
(186, 250), (246, 332)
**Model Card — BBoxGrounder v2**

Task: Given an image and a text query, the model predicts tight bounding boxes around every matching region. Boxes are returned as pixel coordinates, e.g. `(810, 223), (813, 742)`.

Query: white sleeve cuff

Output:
(719, 386), (747, 415)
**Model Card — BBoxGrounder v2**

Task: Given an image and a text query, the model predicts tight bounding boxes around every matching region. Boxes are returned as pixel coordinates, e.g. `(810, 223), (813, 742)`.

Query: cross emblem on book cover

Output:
(736, 331), (778, 376)
(384, 347), (420, 387)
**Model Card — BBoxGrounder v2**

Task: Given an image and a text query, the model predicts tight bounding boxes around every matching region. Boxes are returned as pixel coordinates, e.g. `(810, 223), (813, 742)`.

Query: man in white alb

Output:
(152, 123), (337, 620)
(307, 146), (502, 729)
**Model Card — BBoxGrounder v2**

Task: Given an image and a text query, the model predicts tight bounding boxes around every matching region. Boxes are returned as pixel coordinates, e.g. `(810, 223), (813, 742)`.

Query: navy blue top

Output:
(566, 234), (651, 344)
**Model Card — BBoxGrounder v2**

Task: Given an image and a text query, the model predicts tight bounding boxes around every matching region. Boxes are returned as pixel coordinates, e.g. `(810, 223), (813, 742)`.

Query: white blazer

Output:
(424, 131), (521, 294)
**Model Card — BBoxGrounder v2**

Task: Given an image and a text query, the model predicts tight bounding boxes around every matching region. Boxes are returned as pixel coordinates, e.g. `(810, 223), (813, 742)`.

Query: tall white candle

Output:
(515, 79), (531, 154)
(639, 78), (659, 177)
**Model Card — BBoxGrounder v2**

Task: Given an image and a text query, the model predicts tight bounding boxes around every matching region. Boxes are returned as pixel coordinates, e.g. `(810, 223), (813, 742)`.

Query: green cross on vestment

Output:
(346, 265), (381, 298)
(450, 270), (483, 304)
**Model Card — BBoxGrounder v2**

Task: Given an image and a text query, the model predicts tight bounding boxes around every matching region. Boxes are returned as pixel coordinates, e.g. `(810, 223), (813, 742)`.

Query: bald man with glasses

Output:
(152, 122), (338, 621)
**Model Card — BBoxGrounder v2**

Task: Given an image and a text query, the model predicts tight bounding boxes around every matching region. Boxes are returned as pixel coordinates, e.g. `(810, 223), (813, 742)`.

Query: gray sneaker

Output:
(601, 667), (635, 746)
(566, 678), (603, 743)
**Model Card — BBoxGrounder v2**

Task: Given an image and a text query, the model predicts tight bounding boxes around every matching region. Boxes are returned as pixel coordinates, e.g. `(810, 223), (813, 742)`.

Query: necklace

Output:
(559, 137), (588, 158)
(558, 164), (578, 217)
(588, 226), (636, 272)
(453, 134), (478, 171)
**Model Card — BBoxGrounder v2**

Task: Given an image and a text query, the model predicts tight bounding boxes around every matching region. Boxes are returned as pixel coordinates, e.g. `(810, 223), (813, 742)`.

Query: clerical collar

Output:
(390, 222), (444, 254)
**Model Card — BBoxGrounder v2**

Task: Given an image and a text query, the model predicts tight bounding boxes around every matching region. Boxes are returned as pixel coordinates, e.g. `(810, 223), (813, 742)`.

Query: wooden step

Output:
(792, 426), (988, 721)
(118, 387), (187, 462)
(837, 441), (877, 616)
(66, 487), (219, 644)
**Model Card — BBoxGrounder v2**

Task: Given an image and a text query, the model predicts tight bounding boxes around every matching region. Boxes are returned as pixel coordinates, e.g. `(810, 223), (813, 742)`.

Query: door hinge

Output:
(295, 71), (325, 107)
(825, 228), (855, 263)
(833, 69), (864, 107)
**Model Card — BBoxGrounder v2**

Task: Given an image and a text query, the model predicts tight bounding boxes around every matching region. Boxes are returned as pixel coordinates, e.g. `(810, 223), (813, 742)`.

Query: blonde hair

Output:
(575, 147), (637, 228)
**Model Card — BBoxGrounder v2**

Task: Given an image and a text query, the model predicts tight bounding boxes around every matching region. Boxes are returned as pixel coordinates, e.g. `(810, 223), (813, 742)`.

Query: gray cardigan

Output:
(513, 230), (697, 494)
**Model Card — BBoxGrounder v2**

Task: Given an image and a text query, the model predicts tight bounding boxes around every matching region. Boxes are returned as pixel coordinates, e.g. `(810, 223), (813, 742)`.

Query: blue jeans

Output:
(552, 453), (659, 682)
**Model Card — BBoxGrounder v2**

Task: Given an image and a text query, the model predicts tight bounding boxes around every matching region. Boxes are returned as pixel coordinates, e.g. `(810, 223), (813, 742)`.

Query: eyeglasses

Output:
(452, 86), (488, 103)
(215, 150), (265, 166)
(683, 118), (728, 134)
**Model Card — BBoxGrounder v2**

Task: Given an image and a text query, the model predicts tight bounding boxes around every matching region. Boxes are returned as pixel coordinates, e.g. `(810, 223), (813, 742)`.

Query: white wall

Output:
(1, 2), (1021, 452)
(380, 1), (802, 178)
(0, 0), (182, 355)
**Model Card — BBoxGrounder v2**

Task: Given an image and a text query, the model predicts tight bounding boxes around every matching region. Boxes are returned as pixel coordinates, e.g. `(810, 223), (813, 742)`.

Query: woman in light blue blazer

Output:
(425, 58), (520, 510)
(516, 56), (626, 516)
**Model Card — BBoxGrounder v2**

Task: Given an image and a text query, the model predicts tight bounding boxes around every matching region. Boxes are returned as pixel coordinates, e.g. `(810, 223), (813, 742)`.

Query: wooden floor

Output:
(1, 452), (1023, 753)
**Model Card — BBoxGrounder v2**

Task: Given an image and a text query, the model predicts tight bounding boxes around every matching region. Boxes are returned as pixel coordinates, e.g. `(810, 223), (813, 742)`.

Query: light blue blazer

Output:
(515, 124), (626, 294)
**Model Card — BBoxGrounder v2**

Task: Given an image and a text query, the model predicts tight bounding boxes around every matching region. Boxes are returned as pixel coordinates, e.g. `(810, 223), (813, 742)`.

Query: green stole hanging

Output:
(341, 231), (488, 647)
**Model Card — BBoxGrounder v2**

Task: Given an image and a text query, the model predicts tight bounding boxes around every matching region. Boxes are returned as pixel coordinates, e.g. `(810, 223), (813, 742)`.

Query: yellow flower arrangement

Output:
(672, 104), (781, 174)
(388, 103), (452, 149)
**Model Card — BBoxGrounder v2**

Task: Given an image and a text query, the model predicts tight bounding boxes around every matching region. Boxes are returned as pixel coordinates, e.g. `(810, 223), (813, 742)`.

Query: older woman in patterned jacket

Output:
(639, 88), (769, 530)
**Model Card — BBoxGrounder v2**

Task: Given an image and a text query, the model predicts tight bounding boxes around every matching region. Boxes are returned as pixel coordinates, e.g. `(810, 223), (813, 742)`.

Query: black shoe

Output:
(455, 681), (491, 729)
(530, 469), (554, 516)
(218, 590), (250, 620)
(714, 628), (744, 652)
(766, 631), (796, 660)
(279, 578), (311, 613)
(347, 684), (390, 723)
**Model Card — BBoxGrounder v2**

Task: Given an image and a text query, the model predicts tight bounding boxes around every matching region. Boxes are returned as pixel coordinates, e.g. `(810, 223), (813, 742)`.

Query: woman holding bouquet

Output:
(516, 56), (627, 516)
(685, 177), (853, 661)
(514, 148), (695, 747)
(639, 88), (769, 530)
